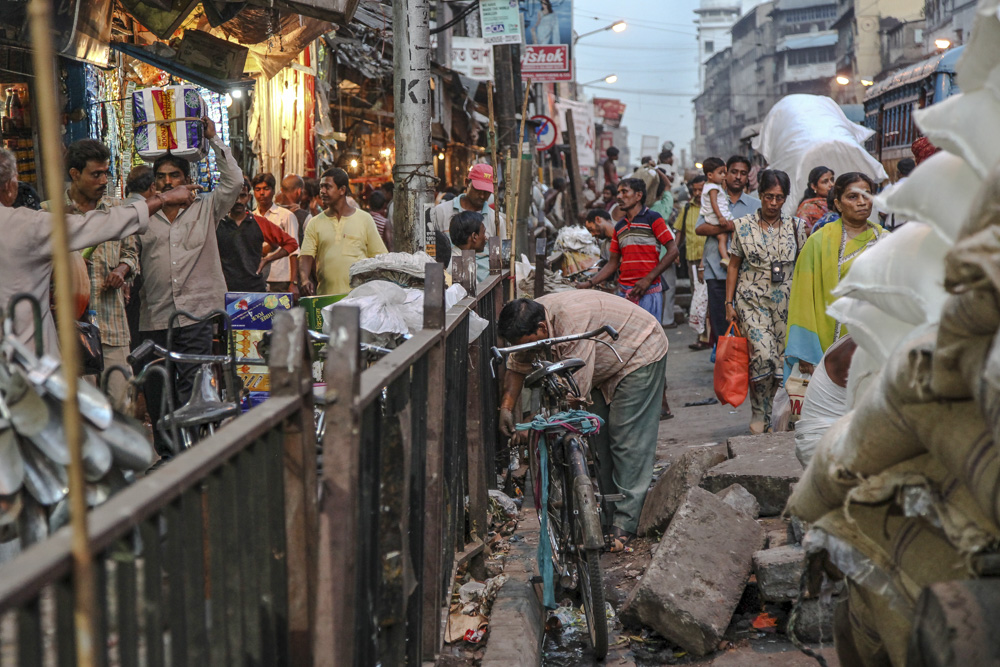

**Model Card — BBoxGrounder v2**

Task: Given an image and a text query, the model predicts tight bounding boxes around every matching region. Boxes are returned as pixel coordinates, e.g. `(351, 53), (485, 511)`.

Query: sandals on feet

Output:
(609, 527), (636, 553)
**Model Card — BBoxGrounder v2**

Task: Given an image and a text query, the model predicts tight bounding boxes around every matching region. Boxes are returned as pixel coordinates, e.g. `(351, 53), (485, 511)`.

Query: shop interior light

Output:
(836, 75), (851, 86)
(861, 79), (874, 86)
(438, 152), (445, 160)
(231, 88), (243, 99)
(695, 162), (703, 169)
(380, 148), (392, 158)
(350, 158), (359, 169)
(224, 93), (234, 107)
(283, 85), (297, 106)
(934, 38), (952, 50)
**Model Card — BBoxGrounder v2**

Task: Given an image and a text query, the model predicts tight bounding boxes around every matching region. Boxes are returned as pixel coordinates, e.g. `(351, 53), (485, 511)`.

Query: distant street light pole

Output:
(574, 20), (627, 44)
(580, 74), (618, 86)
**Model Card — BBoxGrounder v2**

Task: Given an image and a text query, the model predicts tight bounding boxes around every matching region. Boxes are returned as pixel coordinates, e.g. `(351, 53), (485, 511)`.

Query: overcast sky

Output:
(571, 0), (703, 166)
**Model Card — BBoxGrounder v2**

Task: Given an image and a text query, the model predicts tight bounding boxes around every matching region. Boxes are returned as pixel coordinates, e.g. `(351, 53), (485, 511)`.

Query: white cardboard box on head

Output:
(132, 85), (209, 163)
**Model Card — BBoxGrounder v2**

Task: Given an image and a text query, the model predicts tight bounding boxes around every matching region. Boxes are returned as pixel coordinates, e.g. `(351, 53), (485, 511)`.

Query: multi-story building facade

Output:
(924, 0), (978, 54)
(695, 0), (742, 89)
(693, 47), (736, 159)
(831, 0), (924, 103)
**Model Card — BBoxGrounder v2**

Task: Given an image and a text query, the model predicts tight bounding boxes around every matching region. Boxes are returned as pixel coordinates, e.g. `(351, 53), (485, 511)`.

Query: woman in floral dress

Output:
(725, 170), (808, 433)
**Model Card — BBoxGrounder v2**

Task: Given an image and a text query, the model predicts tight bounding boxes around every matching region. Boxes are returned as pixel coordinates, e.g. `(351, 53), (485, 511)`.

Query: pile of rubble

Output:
(619, 432), (834, 658)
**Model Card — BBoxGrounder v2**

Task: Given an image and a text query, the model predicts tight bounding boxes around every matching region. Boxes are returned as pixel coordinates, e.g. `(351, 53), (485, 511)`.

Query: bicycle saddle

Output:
(160, 364), (240, 429)
(524, 358), (586, 389)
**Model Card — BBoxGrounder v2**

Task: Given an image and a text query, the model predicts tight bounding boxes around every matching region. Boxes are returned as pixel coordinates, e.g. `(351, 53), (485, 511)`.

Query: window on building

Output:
(786, 45), (836, 66)
(783, 5), (837, 23)
(705, 40), (714, 53)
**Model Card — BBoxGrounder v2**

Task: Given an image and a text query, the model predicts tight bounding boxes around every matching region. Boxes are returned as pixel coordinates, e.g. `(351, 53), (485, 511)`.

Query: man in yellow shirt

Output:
(299, 168), (388, 296)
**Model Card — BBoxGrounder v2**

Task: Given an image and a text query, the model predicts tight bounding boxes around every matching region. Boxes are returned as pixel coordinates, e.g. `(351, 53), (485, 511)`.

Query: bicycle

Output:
(491, 325), (623, 660)
(126, 310), (241, 453)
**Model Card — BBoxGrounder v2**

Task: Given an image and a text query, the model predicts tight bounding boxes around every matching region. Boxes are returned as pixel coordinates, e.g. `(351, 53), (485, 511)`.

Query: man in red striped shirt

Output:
(577, 177), (678, 419)
(576, 177), (678, 321)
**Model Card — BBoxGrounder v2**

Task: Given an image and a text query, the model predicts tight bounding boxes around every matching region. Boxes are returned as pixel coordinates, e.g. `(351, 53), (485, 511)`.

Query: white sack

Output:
(796, 355), (849, 467)
(752, 95), (888, 216)
(874, 152), (982, 243)
(827, 297), (914, 364)
(955, 3), (1000, 92)
(914, 81), (1000, 178)
(831, 222), (949, 325)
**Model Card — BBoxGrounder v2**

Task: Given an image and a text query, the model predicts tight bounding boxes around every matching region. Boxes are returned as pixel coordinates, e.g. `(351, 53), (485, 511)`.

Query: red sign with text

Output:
(521, 45), (572, 82)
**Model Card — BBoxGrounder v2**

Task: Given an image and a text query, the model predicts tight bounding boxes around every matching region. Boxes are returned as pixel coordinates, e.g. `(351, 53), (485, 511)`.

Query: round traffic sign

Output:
(531, 115), (558, 151)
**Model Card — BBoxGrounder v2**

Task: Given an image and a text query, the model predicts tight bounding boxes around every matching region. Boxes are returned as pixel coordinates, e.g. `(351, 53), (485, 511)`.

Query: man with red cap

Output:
(429, 163), (508, 243)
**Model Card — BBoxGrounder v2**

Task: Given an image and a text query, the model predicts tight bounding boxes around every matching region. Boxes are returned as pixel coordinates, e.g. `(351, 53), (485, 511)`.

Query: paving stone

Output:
(753, 545), (805, 602)
(637, 443), (729, 537)
(727, 432), (797, 459)
(623, 486), (766, 657)
(711, 645), (840, 666)
(702, 435), (804, 516)
(758, 516), (790, 549)
(789, 597), (837, 644)
(716, 483), (760, 519)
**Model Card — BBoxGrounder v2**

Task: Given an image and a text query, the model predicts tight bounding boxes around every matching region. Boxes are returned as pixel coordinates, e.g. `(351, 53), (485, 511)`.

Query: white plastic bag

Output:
(831, 222), (949, 325)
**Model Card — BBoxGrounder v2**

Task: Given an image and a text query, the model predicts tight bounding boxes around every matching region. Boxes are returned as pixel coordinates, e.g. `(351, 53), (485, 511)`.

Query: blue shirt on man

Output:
(699, 192), (761, 281)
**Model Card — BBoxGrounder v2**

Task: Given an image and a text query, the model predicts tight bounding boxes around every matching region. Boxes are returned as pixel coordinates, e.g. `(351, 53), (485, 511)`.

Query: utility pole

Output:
(392, 0), (433, 252)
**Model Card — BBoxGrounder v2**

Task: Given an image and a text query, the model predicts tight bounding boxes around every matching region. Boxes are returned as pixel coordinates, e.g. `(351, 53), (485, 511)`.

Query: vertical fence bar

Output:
(18, 596), (43, 667)
(236, 448), (262, 664)
(422, 264), (447, 660)
(265, 427), (290, 666)
(139, 519), (164, 667)
(461, 254), (488, 548)
(115, 551), (139, 667)
(165, 501), (188, 667)
(55, 577), (76, 667)
(357, 401), (382, 664)
(253, 437), (278, 667)
(219, 462), (243, 667)
(315, 305), (362, 667)
(182, 490), (208, 667)
(268, 310), (317, 666)
(488, 236), (502, 275)
(535, 237), (547, 298)
(205, 472), (229, 667)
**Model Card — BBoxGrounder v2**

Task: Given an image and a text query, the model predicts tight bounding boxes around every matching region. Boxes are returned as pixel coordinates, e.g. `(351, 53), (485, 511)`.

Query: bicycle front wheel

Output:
(567, 436), (609, 660)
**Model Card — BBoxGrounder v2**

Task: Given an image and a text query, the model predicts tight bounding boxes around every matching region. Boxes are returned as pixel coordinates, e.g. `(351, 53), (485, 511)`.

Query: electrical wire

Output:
(431, 0), (480, 35)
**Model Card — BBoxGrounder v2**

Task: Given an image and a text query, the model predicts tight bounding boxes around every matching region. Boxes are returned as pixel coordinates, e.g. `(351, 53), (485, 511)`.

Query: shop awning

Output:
(111, 42), (255, 95)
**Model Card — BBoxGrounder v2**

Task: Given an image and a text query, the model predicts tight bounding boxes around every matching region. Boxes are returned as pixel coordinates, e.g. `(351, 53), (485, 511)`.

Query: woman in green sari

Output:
(785, 172), (886, 379)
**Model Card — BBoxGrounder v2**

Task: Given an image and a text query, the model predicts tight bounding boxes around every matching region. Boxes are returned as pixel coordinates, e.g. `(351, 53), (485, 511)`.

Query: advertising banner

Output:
(520, 0), (573, 82)
(451, 36), (495, 80)
(480, 0), (523, 45)
(592, 98), (626, 128)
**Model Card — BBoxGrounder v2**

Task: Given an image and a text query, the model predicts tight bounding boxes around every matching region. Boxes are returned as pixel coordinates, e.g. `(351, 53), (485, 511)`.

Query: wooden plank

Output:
(534, 238), (547, 298)
(564, 108), (584, 225)
(268, 310), (316, 667)
(465, 313), (489, 548)
(116, 555), (139, 667)
(314, 306), (363, 667)
(488, 236), (502, 275)
(205, 472), (229, 667)
(139, 519), (165, 667)
(421, 266), (447, 660)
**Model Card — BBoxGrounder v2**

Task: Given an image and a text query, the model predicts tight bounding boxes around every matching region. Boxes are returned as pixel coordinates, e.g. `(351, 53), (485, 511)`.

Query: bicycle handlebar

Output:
(490, 325), (621, 369)
(128, 339), (234, 367)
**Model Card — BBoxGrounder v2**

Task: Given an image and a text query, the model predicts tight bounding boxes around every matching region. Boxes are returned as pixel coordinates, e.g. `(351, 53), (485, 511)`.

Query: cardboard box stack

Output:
(225, 292), (293, 412)
(298, 294), (347, 382)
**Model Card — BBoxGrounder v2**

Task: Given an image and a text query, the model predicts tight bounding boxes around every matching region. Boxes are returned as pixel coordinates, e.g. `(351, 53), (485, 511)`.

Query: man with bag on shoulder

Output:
(496, 291), (668, 552)
(724, 169), (807, 434)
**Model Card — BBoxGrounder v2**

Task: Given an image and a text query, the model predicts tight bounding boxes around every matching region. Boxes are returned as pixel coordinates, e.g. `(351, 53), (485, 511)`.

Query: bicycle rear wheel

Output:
(577, 545), (608, 660)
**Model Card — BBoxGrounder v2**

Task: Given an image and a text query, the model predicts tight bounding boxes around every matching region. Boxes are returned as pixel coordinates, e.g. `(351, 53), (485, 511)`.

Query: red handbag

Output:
(714, 322), (750, 407)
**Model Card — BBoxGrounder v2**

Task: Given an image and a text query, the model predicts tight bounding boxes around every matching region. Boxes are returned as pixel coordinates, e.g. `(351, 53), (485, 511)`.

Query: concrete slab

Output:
(702, 435), (804, 516)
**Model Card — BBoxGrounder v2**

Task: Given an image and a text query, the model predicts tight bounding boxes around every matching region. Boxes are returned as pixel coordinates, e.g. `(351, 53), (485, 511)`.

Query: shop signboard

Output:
(593, 98), (626, 129)
(555, 99), (597, 171)
(451, 37), (495, 81)
(521, 45), (571, 82)
(519, 0), (573, 82)
(480, 0), (523, 45)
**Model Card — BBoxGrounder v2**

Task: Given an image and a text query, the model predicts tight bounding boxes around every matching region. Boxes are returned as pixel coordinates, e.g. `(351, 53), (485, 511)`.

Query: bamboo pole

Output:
(510, 79), (532, 258)
(27, 0), (97, 664)
(487, 83), (498, 194)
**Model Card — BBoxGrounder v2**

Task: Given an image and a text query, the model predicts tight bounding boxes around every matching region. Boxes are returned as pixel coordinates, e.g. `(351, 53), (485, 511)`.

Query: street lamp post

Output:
(580, 74), (618, 86)
(573, 20), (627, 44)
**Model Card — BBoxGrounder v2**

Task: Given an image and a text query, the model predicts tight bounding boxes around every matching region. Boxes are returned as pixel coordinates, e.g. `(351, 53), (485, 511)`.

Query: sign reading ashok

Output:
(519, 0), (574, 82)
(521, 45), (570, 82)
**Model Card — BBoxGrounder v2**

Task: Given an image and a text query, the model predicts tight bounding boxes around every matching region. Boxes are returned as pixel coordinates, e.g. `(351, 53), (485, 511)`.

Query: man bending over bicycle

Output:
(498, 291), (668, 550)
